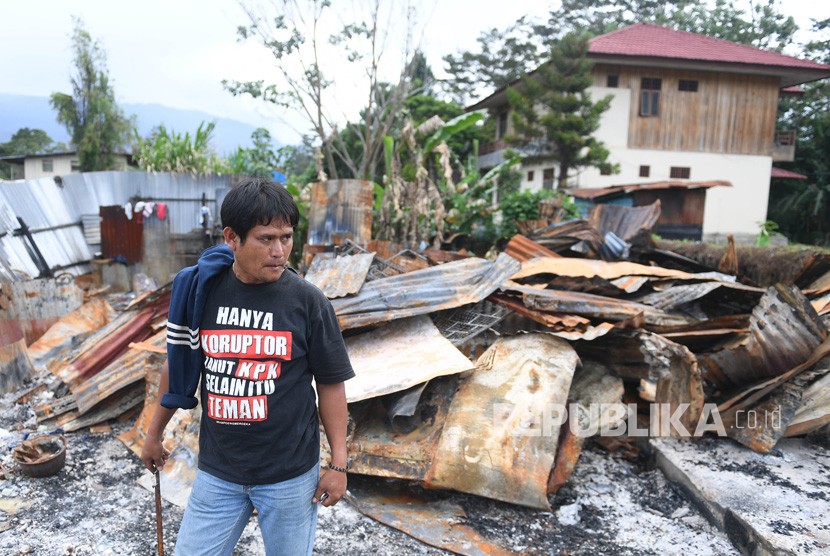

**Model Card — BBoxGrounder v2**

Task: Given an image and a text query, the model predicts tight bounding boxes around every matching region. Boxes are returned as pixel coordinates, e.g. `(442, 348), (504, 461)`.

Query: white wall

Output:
(24, 155), (75, 179)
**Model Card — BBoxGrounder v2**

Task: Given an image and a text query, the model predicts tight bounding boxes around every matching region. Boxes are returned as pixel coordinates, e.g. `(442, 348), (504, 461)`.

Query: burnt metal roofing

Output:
(330, 253), (520, 330)
(304, 252), (375, 298)
(569, 180), (731, 201)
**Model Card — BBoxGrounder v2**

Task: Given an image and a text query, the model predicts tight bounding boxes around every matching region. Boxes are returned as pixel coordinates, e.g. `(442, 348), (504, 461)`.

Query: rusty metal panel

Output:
(8, 276), (85, 345)
(698, 285), (827, 389)
(100, 205), (143, 264)
(569, 180), (731, 200)
(304, 253), (374, 298)
(71, 330), (167, 414)
(506, 282), (692, 326)
(346, 481), (514, 556)
(343, 316), (475, 403)
(504, 235), (561, 262)
(0, 318), (34, 394)
(331, 253), (520, 330)
(588, 201), (661, 241)
(512, 256), (713, 282)
(348, 376), (458, 481)
(27, 298), (113, 368)
(425, 334), (579, 510)
(639, 281), (764, 311)
(307, 180), (373, 246)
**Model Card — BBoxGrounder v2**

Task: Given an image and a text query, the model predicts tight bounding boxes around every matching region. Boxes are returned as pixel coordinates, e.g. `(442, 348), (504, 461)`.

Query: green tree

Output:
(49, 18), (131, 172)
(769, 17), (830, 245)
(0, 128), (61, 179)
(227, 128), (281, 177)
(134, 121), (227, 174)
(506, 33), (615, 189)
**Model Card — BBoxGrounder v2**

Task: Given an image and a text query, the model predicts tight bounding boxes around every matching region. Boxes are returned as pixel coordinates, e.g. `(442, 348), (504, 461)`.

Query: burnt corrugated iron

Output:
(569, 180), (731, 200)
(100, 205), (143, 264)
(505, 282), (691, 326)
(27, 298), (113, 369)
(639, 281), (764, 312)
(504, 235), (561, 262)
(8, 276), (85, 345)
(588, 201), (661, 241)
(489, 293), (616, 341)
(307, 180), (373, 246)
(0, 316), (33, 394)
(71, 329), (166, 414)
(343, 316), (474, 403)
(425, 334), (578, 510)
(304, 253), (375, 298)
(346, 482), (514, 556)
(512, 256), (711, 282)
(331, 253), (520, 330)
(698, 284), (827, 389)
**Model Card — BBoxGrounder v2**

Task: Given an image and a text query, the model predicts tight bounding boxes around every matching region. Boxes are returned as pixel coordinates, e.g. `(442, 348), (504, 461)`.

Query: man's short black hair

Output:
(221, 177), (300, 241)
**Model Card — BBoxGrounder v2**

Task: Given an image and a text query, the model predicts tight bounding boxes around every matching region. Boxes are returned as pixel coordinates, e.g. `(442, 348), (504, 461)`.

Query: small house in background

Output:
(0, 150), (134, 180)
(470, 23), (830, 243)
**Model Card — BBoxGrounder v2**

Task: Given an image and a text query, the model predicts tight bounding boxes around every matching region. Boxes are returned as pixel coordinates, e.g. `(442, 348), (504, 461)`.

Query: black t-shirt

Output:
(197, 266), (354, 485)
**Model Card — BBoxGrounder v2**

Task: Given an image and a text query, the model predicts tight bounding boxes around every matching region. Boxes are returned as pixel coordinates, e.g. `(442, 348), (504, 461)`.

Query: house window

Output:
(607, 74), (619, 88)
(678, 79), (698, 92)
(527, 170), (535, 182)
(542, 168), (555, 190)
(639, 165), (650, 177)
(640, 77), (662, 116)
(670, 166), (691, 179)
(71, 160), (81, 172)
(42, 159), (54, 172)
(498, 111), (508, 140)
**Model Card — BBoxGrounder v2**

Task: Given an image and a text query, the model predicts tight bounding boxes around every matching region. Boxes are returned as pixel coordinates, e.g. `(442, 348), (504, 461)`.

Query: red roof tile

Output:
(771, 167), (807, 179)
(590, 23), (830, 71)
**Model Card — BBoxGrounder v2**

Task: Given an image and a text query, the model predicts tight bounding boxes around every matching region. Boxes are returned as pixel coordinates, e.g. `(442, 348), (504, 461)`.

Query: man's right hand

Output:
(141, 437), (170, 471)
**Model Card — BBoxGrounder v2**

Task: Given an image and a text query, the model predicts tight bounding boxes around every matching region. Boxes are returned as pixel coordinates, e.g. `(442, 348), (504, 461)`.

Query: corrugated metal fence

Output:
(0, 172), (234, 281)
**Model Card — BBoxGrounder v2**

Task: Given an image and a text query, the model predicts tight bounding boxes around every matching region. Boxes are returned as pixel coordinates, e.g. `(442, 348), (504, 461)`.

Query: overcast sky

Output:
(1, 0), (827, 145)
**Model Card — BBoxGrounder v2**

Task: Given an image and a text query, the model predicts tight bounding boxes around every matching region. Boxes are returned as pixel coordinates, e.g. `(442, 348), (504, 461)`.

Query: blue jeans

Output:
(175, 464), (319, 556)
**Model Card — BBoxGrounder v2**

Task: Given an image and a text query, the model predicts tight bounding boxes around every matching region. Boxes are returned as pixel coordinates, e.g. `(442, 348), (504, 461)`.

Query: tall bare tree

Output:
(224, 0), (421, 184)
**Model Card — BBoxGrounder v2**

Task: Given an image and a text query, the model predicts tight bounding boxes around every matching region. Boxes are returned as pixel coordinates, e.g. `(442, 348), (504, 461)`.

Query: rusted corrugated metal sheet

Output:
(100, 205), (143, 264)
(346, 483), (514, 556)
(490, 293), (616, 341)
(504, 235), (561, 262)
(307, 180), (373, 246)
(331, 253), (520, 330)
(504, 282), (691, 326)
(425, 334), (578, 510)
(698, 285), (827, 389)
(343, 316), (475, 403)
(27, 298), (113, 368)
(569, 180), (731, 200)
(512, 256), (719, 282)
(8, 276), (85, 345)
(304, 253), (374, 298)
(639, 281), (764, 311)
(71, 329), (166, 414)
(588, 201), (661, 241)
(348, 376), (458, 481)
(0, 317), (33, 394)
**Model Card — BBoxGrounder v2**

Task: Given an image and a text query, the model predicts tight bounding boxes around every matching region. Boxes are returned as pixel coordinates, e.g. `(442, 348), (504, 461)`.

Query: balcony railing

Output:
(773, 129), (796, 162)
(479, 139), (508, 155)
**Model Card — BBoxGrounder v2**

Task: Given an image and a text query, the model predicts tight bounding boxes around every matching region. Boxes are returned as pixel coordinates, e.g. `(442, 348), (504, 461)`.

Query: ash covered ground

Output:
(0, 391), (738, 555)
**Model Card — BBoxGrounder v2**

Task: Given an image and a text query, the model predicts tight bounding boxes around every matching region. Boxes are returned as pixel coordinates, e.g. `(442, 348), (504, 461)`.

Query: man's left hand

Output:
(312, 468), (347, 507)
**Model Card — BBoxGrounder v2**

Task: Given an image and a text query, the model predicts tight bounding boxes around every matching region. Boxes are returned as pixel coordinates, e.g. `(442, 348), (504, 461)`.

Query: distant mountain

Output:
(0, 93), (275, 155)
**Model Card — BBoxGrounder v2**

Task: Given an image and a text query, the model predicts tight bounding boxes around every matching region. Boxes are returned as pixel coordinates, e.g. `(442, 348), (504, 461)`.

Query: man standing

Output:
(141, 177), (354, 555)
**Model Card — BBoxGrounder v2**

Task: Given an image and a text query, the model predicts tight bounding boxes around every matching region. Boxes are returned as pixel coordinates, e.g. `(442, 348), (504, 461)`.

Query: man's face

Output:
(224, 219), (294, 284)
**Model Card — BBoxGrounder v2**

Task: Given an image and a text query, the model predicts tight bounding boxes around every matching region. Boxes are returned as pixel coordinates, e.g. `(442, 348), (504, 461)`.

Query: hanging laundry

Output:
(143, 202), (155, 218)
(124, 202), (133, 220)
(156, 202), (168, 220)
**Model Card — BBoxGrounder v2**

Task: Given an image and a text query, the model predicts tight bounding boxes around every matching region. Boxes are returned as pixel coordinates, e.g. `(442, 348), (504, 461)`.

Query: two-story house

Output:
(470, 23), (830, 242)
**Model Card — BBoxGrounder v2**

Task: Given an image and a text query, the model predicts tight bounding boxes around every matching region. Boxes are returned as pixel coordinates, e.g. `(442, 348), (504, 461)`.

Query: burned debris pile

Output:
(2, 187), (829, 554)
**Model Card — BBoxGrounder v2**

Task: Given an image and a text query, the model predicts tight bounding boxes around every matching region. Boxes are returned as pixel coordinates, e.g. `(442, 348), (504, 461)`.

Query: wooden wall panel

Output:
(594, 64), (779, 155)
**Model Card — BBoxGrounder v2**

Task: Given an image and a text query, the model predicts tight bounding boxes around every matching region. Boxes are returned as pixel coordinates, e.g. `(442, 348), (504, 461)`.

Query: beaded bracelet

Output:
(328, 464), (348, 473)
